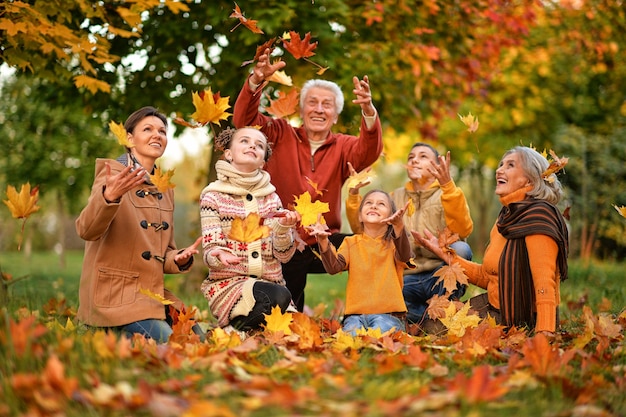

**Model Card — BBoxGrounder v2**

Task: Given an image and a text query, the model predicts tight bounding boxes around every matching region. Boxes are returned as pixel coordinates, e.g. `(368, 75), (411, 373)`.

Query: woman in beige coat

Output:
(76, 106), (203, 343)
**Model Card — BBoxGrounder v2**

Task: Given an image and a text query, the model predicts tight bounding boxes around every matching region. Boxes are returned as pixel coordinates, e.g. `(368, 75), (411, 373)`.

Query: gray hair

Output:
(299, 79), (344, 115)
(502, 146), (564, 205)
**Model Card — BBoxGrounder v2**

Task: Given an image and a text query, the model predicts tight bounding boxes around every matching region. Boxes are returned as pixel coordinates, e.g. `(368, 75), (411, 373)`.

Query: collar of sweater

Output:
(499, 185), (534, 207)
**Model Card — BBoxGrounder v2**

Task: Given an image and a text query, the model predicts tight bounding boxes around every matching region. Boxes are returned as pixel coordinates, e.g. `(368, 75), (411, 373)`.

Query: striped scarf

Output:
(497, 199), (569, 329)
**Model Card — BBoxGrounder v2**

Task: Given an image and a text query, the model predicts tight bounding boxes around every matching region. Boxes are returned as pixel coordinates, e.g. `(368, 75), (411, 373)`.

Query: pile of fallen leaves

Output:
(1, 302), (624, 417)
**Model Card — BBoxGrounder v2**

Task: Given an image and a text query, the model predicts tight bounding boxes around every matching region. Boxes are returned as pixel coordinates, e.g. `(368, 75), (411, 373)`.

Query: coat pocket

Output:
(94, 267), (140, 307)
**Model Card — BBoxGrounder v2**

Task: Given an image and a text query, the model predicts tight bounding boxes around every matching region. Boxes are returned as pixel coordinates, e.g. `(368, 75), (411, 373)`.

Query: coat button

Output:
(251, 251), (259, 258)
(246, 194), (253, 201)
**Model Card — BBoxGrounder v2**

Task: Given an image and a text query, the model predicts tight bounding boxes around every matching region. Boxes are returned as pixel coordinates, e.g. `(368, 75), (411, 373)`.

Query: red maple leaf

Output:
(282, 31), (318, 59)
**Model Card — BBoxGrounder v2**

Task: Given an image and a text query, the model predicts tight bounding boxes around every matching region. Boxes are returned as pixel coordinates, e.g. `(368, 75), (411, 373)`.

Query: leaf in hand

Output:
(150, 167), (176, 193)
(293, 191), (329, 226)
(432, 263), (469, 294)
(438, 227), (460, 257)
(109, 120), (133, 148)
(190, 88), (232, 127)
(138, 287), (175, 305)
(265, 89), (299, 118)
(458, 112), (479, 133)
(282, 31), (318, 59)
(242, 38), (277, 67)
(228, 213), (270, 243)
(346, 168), (375, 190)
(229, 2), (264, 34)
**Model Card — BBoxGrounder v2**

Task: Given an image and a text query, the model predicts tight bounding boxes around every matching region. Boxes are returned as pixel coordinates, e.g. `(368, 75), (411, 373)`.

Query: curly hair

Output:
(215, 127), (272, 162)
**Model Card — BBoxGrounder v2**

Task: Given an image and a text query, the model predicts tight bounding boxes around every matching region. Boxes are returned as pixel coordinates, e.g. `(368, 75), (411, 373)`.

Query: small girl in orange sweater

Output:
(308, 189), (413, 335)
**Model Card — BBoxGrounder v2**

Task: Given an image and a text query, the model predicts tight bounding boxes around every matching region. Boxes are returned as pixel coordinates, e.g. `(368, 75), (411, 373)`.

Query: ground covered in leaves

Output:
(1, 301), (624, 417)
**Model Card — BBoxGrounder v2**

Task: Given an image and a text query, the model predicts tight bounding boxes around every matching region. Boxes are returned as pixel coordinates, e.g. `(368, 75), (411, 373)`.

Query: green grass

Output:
(1, 251), (624, 318)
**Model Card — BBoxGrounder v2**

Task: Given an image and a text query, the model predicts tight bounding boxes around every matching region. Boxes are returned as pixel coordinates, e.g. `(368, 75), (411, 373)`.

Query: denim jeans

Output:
(342, 313), (405, 336)
(404, 241), (473, 324)
(119, 308), (205, 343)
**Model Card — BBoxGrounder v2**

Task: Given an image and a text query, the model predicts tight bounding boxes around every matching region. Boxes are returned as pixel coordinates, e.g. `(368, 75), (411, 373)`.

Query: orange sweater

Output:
(454, 187), (562, 332)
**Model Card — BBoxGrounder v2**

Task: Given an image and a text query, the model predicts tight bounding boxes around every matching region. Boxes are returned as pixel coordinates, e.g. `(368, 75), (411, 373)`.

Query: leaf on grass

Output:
(138, 287), (175, 305)
(150, 167), (176, 193)
(447, 365), (509, 403)
(613, 204), (626, 218)
(109, 120), (133, 147)
(4, 183), (40, 219)
(265, 89), (299, 119)
(521, 332), (575, 377)
(432, 263), (469, 294)
(263, 305), (292, 335)
(282, 31), (317, 59)
(229, 213), (270, 243)
(439, 302), (481, 337)
(458, 112), (479, 133)
(229, 2), (264, 34)
(425, 294), (452, 320)
(293, 191), (330, 226)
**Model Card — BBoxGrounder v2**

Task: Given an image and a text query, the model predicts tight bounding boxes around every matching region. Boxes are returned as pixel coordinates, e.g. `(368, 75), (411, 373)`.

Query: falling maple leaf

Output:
(267, 68), (293, 86)
(241, 38), (277, 67)
(432, 263), (469, 294)
(304, 176), (326, 197)
(138, 287), (175, 305)
(612, 204), (626, 218)
(263, 305), (293, 334)
(458, 112), (479, 133)
(149, 167), (176, 193)
(109, 120), (133, 148)
(229, 2), (264, 34)
(175, 88), (231, 129)
(265, 89), (299, 119)
(3, 183), (41, 251)
(438, 302), (481, 337)
(542, 149), (569, 182)
(282, 31), (317, 59)
(293, 191), (330, 226)
(229, 213), (270, 243)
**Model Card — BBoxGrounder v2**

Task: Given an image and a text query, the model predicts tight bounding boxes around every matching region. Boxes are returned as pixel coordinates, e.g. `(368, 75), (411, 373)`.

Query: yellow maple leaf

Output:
(74, 74), (111, 94)
(267, 68), (293, 86)
(229, 213), (270, 243)
(458, 112), (479, 133)
(138, 287), (175, 305)
(4, 183), (40, 219)
(293, 191), (330, 226)
(345, 168), (376, 190)
(439, 301), (481, 337)
(613, 204), (626, 218)
(109, 120), (133, 148)
(432, 263), (469, 294)
(149, 167), (176, 193)
(330, 328), (366, 351)
(263, 305), (293, 334)
(191, 88), (232, 126)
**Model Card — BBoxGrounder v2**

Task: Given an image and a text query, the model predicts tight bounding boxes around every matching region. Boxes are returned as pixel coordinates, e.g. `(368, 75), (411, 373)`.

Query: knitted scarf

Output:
(497, 198), (569, 329)
(201, 160), (276, 198)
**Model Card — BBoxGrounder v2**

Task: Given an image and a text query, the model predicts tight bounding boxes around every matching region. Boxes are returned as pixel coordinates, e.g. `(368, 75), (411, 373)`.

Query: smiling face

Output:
(495, 152), (531, 197)
(406, 145), (438, 187)
(300, 87), (338, 141)
(127, 115), (168, 167)
(358, 191), (393, 225)
(224, 128), (268, 173)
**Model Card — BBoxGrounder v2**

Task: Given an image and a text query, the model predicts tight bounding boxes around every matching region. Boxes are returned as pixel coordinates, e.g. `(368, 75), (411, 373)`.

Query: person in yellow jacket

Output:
(346, 143), (473, 327)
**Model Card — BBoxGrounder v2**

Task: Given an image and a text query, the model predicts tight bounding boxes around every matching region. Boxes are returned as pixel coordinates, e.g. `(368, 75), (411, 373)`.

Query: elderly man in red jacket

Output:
(233, 49), (383, 312)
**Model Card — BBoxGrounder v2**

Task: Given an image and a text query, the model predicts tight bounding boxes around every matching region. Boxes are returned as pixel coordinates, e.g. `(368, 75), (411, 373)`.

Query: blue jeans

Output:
(404, 241), (473, 324)
(119, 308), (205, 343)
(342, 314), (405, 336)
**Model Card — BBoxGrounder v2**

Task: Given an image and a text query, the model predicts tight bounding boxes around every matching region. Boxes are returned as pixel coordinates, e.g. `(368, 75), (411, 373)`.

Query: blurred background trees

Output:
(1, 0), (624, 260)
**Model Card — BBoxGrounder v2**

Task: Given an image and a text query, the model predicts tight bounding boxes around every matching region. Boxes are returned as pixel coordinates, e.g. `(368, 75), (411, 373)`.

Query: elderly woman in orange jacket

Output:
(76, 106), (203, 343)
(414, 146), (569, 333)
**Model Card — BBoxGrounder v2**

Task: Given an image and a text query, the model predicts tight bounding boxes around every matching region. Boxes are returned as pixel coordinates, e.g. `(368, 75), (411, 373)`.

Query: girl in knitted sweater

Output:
(200, 127), (300, 331)
(308, 189), (413, 335)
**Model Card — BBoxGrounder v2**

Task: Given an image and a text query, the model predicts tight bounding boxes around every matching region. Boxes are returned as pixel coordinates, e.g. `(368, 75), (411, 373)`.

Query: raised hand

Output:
(174, 236), (203, 266)
(277, 210), (301, 228)
(427, 151), (453, 186)
(347, 161), (372, 195)
(381, 200), (409, 236)
(352, 75), (376, 117)
(250, 48), (286, 87)
(410, 229), (447, 262)
(103, 162), (146, 203)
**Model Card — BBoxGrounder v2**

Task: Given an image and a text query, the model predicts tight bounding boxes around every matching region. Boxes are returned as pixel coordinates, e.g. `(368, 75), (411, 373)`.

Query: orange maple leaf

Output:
(447, 365), (509, 404)
(149, 167), (176, 193)
(521, 333), (576, 378)
(241, 38), (277, 67)
(289, 312), (324, 349)
(3, 183), (41, 251)
(263, 305), (293, 334)
(293, 191), (330, 226)
(458, 112), (479, 133)
(168, 305), (201, 345)
(282, 31), (318, 59)
(109, 120), (133, 148)
(345, 167), (375, 191)
(229, 213), (270, 243)
(542, 149), (569, 182)
(304, 176), (326, 197)
(432, 263), (469, 294)
(229, 2), (264, 34)
(265, 89), (299, 119)
(425, 294), (453, 319)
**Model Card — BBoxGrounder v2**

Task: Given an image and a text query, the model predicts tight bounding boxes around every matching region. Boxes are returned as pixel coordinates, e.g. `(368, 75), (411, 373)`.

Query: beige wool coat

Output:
(76, 157), (189, 327)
